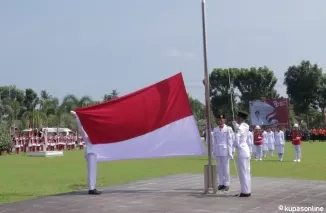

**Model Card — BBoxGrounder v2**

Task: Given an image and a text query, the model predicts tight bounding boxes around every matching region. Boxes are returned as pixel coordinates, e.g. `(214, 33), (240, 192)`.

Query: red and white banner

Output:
(72, 73), (205, 162)
(249, 98), (289, 126)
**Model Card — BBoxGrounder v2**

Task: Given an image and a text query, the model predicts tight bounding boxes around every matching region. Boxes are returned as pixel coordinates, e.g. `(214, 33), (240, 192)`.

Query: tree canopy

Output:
(209, 61), (325, 127)
(1, 60), (325, 132)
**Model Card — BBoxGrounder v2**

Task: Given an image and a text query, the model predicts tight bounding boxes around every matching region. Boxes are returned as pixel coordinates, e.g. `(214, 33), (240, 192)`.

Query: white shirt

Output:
(234, 122), (250, 158)
(266, 131), (275, 144)
(212, 125), (233, 157)
(274, 130), (285, 145)
(263, 131), (268, 143)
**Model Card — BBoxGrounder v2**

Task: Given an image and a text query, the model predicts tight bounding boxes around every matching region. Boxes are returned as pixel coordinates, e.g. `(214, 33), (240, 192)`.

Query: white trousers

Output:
(86, 153), (97, 190)
(255, 145), (263, 159)
(293, 145), (301, 160)
(237, 157), (251, 194)
(263, 143), (268, 151)
(275, 144), (284, 154)
(252, 145), (256, 153)
(215, 156), (230, 186)
(268, 143), (274, 150)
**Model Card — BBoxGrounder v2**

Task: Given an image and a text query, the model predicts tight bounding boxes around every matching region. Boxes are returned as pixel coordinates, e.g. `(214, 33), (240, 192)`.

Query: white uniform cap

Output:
(293, 123), (299, 128)
(255, 125), (261, 130)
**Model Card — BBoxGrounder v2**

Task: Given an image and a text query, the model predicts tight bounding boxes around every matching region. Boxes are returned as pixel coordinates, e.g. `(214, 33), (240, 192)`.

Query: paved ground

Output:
(1, 174), (326, 213)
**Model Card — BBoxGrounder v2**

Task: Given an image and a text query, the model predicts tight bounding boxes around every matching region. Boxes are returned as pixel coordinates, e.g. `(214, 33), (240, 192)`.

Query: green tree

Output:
(0, 85), (25, 104)
(22, 110), (47, 129)
(284, 60), (323, 117)
(22, 88), (39, 112)
(103, 90), (119, 101)
(209, 68), (238, 118)
(61, 95), (94, 112)
(234, 67), (279, 112)
(188, 94), (204, 120)
(0, 124), (11, 152)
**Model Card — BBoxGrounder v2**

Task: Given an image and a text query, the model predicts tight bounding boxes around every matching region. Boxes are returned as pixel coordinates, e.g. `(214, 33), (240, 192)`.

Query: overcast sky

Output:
(1, 0), (326, 102)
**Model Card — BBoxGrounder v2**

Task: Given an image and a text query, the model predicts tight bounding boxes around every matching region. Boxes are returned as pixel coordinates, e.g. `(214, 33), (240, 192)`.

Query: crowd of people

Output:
(204, 113), (305, 198)
(0, 128), (86, 156)
(206, 123), (304, 162)
(279, 127), (326, 142)
(249, 124), (301, 162)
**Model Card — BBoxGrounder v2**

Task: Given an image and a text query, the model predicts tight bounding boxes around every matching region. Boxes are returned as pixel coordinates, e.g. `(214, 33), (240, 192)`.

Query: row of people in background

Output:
(206, 123), (302, 162)
(205, 114), (303, 196)
(10, 131), (85, 155)
(249, 124), (302, 162)
(282, 127), (326, 142)
(310, 127), (326, 141)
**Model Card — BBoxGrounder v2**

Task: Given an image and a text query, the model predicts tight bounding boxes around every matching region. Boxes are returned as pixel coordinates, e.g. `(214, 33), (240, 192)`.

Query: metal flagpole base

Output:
(204, 164), (217, 194)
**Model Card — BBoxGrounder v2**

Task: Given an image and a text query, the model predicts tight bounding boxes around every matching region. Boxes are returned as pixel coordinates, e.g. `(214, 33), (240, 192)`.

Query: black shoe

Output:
(235, 193), (251, 197)
(217, 185), (225, 190)
(88, 189), (101, 195)
(223, 186), (229, 191)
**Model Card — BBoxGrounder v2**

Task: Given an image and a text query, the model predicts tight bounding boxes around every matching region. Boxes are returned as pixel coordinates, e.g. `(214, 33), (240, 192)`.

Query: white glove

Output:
(232, 121), (239, 130)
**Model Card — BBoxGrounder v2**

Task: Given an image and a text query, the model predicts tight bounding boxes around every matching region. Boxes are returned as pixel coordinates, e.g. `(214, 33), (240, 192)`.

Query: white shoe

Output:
(259, 158), (262, 161)
(280, 159), (283, 161)
(297, 159), (300, 162)
(255, 158), (258, 161)
(293, 159), (297, 162)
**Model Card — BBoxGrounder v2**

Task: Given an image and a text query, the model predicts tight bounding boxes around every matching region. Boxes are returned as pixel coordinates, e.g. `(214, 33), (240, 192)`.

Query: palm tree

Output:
(103, 90), (119, 102)
(61, 94), (94, 112)
(60, 95), (94, 133)
(41, 97), (60, 116)
(22, 110), (47, 129)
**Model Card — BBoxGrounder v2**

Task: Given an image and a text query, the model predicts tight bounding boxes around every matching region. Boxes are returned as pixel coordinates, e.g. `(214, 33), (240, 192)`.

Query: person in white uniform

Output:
(232, 111), (251, 197)
(84, 139), (101, 195)
(231, 131), (236, 159)
(212, 114), (233, 191)
(262, 128), (268, 157)
(266, 127), (275, 156)
(274, 126), (285, 161)
(71, 112), (101, 195)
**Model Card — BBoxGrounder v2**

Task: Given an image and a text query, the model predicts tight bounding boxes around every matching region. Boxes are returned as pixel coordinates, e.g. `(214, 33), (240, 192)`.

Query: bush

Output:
(0, 124), (11, 151)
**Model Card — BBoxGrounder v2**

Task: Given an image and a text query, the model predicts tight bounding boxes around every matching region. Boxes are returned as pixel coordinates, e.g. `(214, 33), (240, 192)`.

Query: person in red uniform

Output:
(291, 123), (302, 162)
(253, 125), (264, 161)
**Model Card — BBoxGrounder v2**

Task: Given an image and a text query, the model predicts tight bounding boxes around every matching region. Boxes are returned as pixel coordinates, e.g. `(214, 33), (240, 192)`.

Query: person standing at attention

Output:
(232, 111), (251, 197)
(212, 114), (233, 191)
(266, 127), (275, 157)
(292, 124), (302, 162)
(274, 125), (285, 161)
(262, 128), (268, 158)
(253, 126), (264, 161)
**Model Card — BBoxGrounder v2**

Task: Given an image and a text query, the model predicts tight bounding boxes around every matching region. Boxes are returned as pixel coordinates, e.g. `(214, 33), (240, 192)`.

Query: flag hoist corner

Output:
(71, 73), (206, 162)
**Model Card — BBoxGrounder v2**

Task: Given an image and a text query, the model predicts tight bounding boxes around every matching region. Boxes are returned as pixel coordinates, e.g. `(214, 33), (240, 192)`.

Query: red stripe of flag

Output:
(75, 73), (193, 144)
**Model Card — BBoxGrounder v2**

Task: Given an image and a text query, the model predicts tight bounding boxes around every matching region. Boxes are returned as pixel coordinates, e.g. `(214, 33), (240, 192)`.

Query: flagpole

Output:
(201, 0), (217, 194)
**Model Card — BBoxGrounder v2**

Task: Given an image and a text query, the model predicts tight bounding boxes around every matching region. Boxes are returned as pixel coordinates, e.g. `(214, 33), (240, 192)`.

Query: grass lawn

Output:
(0, 142), (325, 204)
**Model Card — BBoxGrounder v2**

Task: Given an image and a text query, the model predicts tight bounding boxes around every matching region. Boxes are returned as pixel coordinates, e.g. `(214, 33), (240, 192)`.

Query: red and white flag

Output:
(71, 73), (205, 161)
